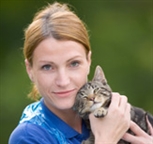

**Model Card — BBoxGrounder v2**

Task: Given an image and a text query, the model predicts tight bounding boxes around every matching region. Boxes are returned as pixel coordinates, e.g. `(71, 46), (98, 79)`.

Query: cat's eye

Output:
(93, 88), (100, 93)
(98, 89), (104, 94)
(93, 89), (98, 94)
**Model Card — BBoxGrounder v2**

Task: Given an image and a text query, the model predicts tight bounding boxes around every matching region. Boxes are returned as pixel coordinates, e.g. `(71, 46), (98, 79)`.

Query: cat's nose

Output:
(88, 96), (94, 101)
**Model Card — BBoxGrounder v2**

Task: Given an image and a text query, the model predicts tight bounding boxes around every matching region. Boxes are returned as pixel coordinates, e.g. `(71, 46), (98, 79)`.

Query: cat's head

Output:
(73, 65), (112, 119)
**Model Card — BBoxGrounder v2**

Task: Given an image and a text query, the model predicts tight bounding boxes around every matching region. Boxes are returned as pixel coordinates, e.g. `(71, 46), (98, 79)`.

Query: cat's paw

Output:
(94, 107), (107, 118)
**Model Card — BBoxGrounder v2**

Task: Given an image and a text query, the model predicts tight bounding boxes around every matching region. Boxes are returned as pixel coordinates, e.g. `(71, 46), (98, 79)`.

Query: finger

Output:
(119, 95), (128, 111)
(110, 92), (120, 107)
(146, 116), (153, 136)
(125, 103), (131, 121)
(122, 132), (140, 144)
(130, 121), (147, 136)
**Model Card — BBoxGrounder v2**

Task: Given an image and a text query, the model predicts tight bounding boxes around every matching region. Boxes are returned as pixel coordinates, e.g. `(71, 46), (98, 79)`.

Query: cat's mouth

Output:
(90, 102), (102, 112)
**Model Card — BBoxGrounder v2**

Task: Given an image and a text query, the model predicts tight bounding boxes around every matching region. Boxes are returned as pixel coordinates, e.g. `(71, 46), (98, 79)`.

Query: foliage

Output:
(0, 0), (152, 143)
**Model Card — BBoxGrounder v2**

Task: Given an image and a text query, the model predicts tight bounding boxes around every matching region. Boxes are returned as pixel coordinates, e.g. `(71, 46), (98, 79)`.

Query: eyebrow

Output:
(39, 55), (83, 64)
(66, 56), (83, 62)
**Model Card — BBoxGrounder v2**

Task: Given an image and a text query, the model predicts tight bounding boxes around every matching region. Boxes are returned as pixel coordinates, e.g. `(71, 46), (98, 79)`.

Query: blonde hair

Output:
(23, 2), (91, 100)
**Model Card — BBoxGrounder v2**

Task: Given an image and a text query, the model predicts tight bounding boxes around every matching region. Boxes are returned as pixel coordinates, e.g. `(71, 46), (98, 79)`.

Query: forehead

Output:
(32, 37), (87, 62)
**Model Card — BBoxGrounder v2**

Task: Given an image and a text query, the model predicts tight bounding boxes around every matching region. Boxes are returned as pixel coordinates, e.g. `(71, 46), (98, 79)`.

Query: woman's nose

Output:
(55, 68), (70, 87)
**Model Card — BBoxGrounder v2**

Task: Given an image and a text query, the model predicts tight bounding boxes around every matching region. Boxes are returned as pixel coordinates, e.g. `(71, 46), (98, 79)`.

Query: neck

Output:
(59, 109), (82, 133)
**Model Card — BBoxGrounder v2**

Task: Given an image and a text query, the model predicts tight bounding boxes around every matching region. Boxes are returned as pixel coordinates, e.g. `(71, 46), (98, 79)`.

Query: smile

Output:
(53, 89), (76, 98)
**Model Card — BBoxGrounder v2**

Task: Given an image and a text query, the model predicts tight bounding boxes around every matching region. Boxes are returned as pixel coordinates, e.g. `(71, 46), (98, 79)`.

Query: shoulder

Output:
(9, 123), (58, 144)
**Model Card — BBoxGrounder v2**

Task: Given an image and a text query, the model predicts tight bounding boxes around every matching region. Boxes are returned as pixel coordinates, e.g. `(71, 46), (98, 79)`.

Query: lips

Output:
(53, 89), (76, 98)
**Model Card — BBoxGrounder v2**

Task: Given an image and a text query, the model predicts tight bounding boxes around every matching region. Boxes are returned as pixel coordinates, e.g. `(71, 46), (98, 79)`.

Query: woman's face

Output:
(25, 37), (91, 111)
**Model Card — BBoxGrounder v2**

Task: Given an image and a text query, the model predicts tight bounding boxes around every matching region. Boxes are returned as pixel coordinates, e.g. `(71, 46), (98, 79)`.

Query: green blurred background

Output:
(0, 0), (152, 143)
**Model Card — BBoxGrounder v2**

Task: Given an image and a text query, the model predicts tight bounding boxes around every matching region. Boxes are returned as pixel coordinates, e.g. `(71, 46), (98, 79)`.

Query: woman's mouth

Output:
(53, 89), (76, 98)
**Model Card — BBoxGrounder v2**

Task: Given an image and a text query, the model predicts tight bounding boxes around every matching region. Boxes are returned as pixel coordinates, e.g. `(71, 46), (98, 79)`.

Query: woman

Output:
(9, 2), (153, 144)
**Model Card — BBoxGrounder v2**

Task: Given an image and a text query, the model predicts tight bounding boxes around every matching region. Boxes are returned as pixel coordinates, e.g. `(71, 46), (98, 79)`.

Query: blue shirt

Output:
(9, 99), (90, 144)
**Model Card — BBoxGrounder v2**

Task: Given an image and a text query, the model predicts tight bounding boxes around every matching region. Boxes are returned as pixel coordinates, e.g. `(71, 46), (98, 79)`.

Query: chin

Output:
(59, 103), (74, 110)
(58, 99), (75, 108)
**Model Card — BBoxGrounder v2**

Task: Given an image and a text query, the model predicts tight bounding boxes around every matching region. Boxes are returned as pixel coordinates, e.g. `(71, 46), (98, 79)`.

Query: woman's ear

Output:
(25, 59), (34, 82)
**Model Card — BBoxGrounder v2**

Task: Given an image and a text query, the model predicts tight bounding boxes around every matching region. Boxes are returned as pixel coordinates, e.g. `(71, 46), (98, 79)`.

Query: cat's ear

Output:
(92, 65), (107, 84)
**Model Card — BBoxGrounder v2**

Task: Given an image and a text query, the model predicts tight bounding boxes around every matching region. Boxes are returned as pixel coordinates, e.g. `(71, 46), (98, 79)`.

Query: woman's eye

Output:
(42, 65), (52, 71)
(70, 61), (80, 67)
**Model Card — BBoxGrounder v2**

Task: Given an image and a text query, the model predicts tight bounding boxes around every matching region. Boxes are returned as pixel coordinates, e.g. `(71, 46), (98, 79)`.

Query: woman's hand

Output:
(122, 118), (153, 144)
(89, 92), (131, 144)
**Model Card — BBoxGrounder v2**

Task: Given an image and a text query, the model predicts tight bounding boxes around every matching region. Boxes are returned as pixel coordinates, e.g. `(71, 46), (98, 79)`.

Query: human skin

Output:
(89, 93), (153, 144)
(25, 37), (91, 132)
(24, 37), (131, 142)
(122, 119), (153, 144)
(89, 93), (131, 144)
(25, 37), (153, 143)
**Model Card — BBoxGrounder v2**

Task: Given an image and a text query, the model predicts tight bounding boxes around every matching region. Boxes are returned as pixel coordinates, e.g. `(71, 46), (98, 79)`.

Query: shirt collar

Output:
(40, 98), (89, 139)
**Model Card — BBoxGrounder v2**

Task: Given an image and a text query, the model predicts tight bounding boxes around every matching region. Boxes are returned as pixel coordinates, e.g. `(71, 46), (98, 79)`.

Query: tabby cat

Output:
(73, 65), (153, 144)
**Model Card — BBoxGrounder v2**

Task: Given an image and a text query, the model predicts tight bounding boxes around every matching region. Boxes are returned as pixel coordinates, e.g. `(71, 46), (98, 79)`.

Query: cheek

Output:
(72, 70), (88, 87)
(74, 76), (87, 90)
(34, 74), (53, 95)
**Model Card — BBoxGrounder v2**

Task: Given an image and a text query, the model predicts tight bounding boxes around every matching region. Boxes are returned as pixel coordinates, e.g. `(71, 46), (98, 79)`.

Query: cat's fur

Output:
(73, 65), (153, 144)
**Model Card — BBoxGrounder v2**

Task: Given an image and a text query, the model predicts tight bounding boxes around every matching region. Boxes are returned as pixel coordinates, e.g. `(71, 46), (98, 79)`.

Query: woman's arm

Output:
(89, 92), (131, 144)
